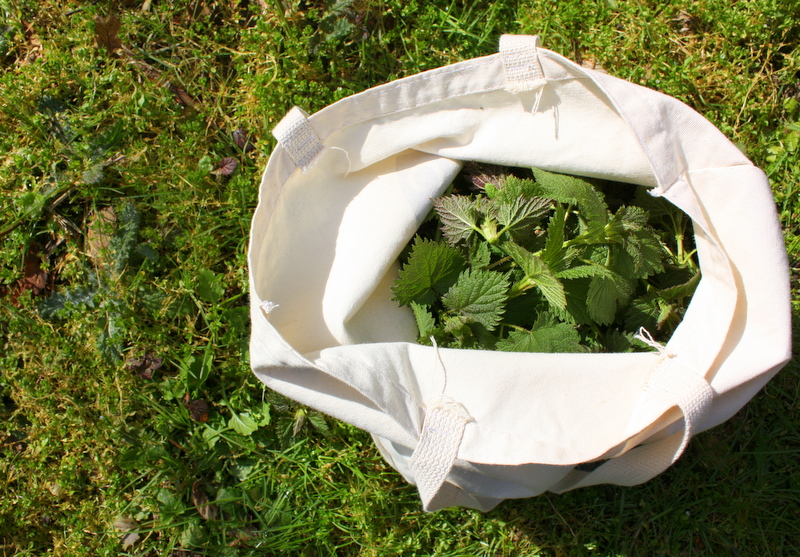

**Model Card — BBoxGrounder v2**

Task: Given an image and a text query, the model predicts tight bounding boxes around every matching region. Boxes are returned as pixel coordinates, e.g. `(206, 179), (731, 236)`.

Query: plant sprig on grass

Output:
(392, 166), (700, 353)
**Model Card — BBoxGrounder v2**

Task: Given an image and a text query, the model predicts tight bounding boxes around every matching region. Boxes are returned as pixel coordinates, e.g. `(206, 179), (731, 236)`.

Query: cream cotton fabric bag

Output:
(248, 35), (792, 512)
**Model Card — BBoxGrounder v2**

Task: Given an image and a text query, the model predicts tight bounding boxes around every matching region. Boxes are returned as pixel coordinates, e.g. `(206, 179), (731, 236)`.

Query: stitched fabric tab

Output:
(410, 403), (470, 512)
(499, 34), (546, 93)
(272, 106), (324, 171)
(646, 357), (714, 455)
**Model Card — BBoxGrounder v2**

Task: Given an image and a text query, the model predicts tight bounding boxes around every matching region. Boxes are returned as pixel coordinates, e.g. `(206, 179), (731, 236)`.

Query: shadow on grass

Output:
(493, 307), (799, 556)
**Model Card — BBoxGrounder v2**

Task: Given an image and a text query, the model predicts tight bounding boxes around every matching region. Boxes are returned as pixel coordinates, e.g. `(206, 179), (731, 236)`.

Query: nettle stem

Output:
(508, 277), (534, 299)
(481, 219), (500, 244)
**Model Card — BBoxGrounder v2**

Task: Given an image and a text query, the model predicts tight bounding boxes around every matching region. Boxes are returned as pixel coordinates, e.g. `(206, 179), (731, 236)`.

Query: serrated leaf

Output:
(618, 205), (649, 230)
(109, 201), (142, 275)
(503, 242), (567, 310)
(658, 270), (700, 300)
(392, 238), (465, 306)
(586, 274), (633, 325)
(82, 162), (105, 185)
(228, 411), (259, 436)
(443, 314), (469, 335)
(496, 195), (551, 241)
(615, 228), (665, 279)
(542, 204), (568, 270)
(468, 239), (492, 269)
(496, 316), (585, 353)
(603, 329), (635, 353)
(410, 301), (437, 339)
(556, 263), (613, 280)
(432, 196), (483, 244)
(555, 278), (593, 325)
(307, 411), (331, 437)
(532, 167), (609, 227)
(442, 268), (509, 331)
(463, 161), (509, 193)
(492, 176), (541, 203)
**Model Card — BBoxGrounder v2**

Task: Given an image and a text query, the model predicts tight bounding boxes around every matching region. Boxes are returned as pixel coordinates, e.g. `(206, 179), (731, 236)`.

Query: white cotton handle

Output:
(551, 357), (715, 492)
(271, 106), (324, 171)
(409, 400), (471, 511)
(499, 34), (546, 93)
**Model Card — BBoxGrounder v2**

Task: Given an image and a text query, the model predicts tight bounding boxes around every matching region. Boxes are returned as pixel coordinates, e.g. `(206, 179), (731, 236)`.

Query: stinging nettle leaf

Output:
(586, 273), (634, 325)
(442, 268), (510, 331)
(392, 238), (465, 306)
(496, 195), (552, 241)
(496, 315), (585, 353)
(503, 242), (567, 310)
(491, 176), (541, 204)
(432, 195), (483, 244)
(542, 204), (568, 270)
(468, 238), (492, 269)
(617, 205), (649, 230)
(410, 301), (437, 339)
(625, 228), (665, 278)
(556, 263), (613, 280)
(532, 167), (609, 228)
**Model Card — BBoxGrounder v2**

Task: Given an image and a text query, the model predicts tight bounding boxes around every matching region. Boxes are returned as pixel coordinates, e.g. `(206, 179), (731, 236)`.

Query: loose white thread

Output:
(330, 146), (352, 178)
(633, 327), (672, 357)
(531, 85), (545, 115)
(430, 336), (447, 397)
(260, 300), (280, 316)
(426, 337), (472, 422)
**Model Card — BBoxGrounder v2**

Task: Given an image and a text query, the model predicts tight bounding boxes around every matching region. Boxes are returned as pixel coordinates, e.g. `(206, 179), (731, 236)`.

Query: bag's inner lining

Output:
(255, 77), (667, 355)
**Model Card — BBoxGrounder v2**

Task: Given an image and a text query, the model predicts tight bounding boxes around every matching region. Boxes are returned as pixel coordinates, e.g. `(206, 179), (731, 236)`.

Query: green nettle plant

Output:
(392, 165), (700, 353)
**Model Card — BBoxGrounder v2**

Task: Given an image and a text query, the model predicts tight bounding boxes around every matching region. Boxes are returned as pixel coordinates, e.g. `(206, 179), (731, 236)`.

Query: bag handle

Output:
(551, 356), (715, 493)
(409, 399), (471, 511)
(499, 34), (546, 93)
(272, 106), (324, 172)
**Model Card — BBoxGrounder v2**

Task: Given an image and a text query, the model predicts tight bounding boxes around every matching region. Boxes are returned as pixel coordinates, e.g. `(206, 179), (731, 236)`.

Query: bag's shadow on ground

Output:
(489, 307), (800, 555)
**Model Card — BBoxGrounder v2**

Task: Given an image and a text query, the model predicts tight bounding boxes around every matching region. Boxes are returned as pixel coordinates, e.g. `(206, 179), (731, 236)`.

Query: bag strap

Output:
(271, 106), (324, 171)
(499, 34), (546, 93)
(409, 398), (472, 512)
(551, 356), (715, 493)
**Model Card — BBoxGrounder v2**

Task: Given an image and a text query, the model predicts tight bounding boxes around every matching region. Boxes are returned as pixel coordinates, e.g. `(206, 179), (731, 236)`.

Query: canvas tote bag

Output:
(248, 35), (792, 512)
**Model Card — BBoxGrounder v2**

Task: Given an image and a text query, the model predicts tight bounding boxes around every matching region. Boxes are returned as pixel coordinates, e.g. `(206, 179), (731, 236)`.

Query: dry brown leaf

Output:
(169, 83), (199, 108)
(580, 58), (608, 74)
(95, 14), (123, 55)
(114, 515), (141, 549)
(126, 351), (164, 379)
(113, 516), (138, 532)
(192, 480), (219, 520)
(232, 127), (255, 153)
(210, 157), (238, 177)
(47, 483), (65, 498)
(187, 399), (210, 422)
(86, 206), (117, 261)
(21, 20), (43, 64)
(121, 532), (140, 549)
(23, 252), (47, 295)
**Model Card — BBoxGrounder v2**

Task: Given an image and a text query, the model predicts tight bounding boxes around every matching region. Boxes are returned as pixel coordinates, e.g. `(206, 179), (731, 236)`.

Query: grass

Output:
(0, 0), (798, 555)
